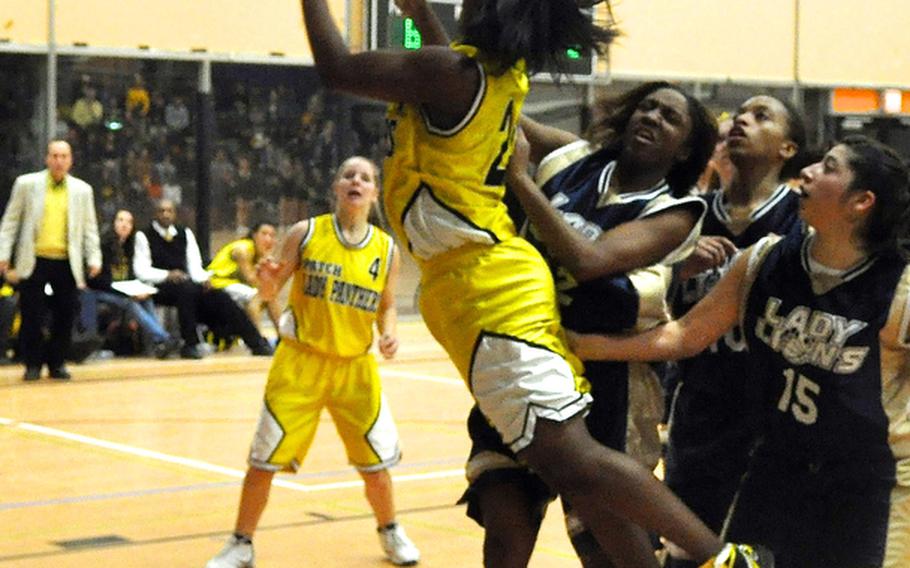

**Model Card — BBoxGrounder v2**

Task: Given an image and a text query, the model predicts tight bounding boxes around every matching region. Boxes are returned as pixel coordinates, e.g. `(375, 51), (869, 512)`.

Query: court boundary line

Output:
(0, 417), (463, 493)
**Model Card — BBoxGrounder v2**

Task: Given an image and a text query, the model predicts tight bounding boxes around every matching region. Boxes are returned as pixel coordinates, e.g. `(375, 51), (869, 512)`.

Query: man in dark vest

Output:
(132, 199), (273, 359)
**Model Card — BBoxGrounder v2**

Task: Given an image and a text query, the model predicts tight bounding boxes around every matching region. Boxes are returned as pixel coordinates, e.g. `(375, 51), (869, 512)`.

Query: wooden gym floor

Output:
(0, 318), (580, 567)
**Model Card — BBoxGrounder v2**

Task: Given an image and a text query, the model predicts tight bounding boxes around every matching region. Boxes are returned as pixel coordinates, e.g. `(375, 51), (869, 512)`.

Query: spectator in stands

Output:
(133, 199), (273, 359)
(165, 96), (191, 135)
(0, 140), (102, 381)
(71, 86), (104, 132)
(86, 209), (182, 359)
(126, 74), (150, 120)
(207, 222), (281, 335)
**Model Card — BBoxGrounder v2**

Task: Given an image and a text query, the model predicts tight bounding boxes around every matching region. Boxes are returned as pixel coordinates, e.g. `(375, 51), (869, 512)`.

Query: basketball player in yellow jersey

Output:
(204, 157), (420, 568)
(300, 0), (766, 565)
(207, 222), (282, 334)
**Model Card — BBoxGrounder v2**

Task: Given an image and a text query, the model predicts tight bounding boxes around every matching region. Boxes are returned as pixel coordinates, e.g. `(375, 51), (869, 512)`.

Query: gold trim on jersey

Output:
(739, 235), (783, 333)
(879, 264), (910, 487)
(536, 139), (593, 187)
(884, 484), (910, 566)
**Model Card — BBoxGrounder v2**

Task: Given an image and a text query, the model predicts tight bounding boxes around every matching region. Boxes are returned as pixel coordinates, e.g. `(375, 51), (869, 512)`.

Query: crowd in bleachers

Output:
(0, 60), (389, 367)
(58, 68), (386, 231)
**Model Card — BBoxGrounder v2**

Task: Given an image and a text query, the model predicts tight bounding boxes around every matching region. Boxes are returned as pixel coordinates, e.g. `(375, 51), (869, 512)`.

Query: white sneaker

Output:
(378, 523), (420, 566)
(205, 535), (255, 568)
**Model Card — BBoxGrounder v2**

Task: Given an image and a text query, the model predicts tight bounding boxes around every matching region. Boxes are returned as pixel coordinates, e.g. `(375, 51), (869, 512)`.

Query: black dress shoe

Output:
(153, 337), (183, 359)
(23, 367), (41, 381)
(49, 366), (72, 380)
(249, 341), (274, 357)
(180, 344), (205, 359)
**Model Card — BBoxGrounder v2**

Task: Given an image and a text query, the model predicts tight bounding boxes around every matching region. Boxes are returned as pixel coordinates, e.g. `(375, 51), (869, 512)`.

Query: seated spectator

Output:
(133, 199), (273, 359)
(85, 209), (182, 359)
(207, 222), (281, 334)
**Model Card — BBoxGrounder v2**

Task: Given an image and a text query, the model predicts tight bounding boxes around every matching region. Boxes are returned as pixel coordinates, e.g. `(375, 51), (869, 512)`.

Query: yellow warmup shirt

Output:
(282, 214), (394, 358)
(208, 238), (256, 289)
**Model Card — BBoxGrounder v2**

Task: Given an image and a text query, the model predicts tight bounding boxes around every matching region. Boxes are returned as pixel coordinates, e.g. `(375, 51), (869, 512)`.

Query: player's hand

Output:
(0, 260), (8, 275)
(506, 127), (532, 185)
(257, 259), (282, 301)
(88, 265), (102, 279)
(378, 333), (399, 359)
(677, 235), (738, 280)
(4, 268), (19, 285)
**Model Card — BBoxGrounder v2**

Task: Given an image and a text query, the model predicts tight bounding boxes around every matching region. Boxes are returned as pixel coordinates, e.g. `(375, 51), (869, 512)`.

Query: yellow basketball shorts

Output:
(247, 341), (401, 473)
(419, 237), (590, 453)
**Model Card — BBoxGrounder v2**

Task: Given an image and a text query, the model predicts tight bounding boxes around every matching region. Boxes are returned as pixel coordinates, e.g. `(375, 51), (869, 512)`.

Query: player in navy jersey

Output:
(662, 95), (809, 568)
(571, 135), (910, 568)
(461, 82), (721, 567)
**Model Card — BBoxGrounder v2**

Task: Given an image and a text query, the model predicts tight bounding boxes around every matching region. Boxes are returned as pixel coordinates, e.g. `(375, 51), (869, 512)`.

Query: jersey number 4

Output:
(368, 257), (381, 281)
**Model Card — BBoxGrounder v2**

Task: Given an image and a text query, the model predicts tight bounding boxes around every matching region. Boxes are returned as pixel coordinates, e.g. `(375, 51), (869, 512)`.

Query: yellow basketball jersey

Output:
(208, 238), (256, 289)
(383, 43), (528, 267)
(282, 214), (395, 358)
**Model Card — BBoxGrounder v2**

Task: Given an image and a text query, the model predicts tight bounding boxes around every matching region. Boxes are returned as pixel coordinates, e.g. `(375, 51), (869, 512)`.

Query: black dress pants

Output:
(154, 280), (265, 349)
(19, 258), (78, 369)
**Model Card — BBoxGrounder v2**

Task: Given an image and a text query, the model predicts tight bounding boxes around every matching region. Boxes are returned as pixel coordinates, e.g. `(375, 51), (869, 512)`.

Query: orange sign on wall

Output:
(831, 88), (880, 114)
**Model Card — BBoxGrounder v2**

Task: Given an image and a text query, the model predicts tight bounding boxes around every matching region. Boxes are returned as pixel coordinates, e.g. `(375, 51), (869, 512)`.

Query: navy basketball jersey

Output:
(743, 232), (908, 479)
(529, 141), (704, 334)
(666, 184), (801, 479)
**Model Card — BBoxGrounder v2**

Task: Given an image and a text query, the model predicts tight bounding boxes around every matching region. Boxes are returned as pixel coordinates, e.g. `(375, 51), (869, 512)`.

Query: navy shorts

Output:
(726, 451), (893, 568)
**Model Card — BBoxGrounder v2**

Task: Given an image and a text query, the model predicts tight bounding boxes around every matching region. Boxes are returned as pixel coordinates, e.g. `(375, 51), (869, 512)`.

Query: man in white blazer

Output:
(0, 140), (102, 381)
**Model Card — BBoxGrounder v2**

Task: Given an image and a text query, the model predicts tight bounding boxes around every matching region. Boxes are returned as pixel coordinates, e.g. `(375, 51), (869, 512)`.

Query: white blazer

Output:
(0, 169), (102, 287)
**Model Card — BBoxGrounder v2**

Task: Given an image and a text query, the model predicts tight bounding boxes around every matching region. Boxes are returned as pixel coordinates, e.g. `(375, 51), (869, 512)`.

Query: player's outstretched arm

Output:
(569, 251), (748, 362)
(395, 0), (449, 46)
(300, 0), (475, 114)
(519, 115), (581, 166)
(258, 220), (309, 301)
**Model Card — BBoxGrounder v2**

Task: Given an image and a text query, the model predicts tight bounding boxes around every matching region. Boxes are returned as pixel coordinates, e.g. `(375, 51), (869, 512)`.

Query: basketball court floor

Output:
(0, 318), (579, 567)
